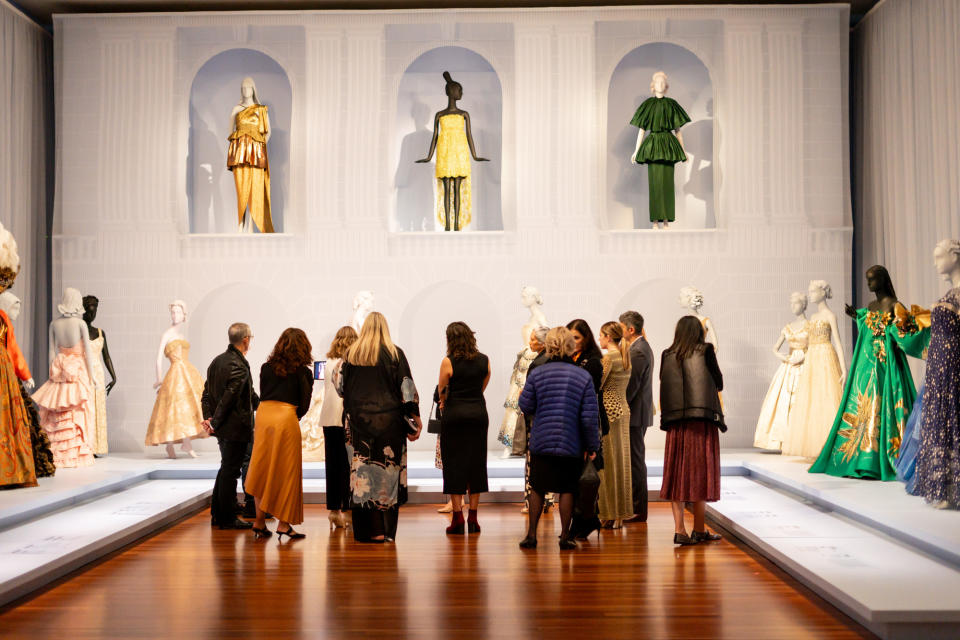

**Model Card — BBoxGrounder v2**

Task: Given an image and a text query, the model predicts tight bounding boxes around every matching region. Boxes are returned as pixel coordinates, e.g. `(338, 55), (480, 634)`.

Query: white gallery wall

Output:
(52, 5), (851, 454)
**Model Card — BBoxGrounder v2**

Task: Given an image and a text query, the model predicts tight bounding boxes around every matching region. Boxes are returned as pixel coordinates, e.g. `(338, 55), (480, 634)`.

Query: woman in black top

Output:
(439, 321), (491, 534)
(340, 312), (422, 543)
(566, 318), (605, 540)
(659, 316), (725, 546)
(246, 328), (314, 540)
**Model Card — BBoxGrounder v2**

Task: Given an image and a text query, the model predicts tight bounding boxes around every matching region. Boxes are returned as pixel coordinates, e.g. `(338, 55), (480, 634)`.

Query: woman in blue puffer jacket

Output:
(518, 327), (600, 550)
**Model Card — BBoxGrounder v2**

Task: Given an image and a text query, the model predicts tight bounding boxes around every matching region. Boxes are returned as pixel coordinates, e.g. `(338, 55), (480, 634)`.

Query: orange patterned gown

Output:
(32, 343), (95, 469)
(0, 312), (37, 487)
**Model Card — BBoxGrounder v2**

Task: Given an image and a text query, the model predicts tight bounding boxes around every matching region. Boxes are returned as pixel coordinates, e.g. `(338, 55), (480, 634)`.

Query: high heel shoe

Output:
(558, 537), (578, 550)
(276, 527), (306, 540)
(252, 526), (272, 539)
(328, 511), (345, 530)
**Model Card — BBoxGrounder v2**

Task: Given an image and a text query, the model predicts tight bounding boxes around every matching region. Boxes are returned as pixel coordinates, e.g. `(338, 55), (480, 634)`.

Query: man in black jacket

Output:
(619, 311), (654, 523)
(202, 322), (259, 530)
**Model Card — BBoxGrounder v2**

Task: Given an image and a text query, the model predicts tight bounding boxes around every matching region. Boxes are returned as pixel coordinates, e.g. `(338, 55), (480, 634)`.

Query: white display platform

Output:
(2, 450), (959, 639)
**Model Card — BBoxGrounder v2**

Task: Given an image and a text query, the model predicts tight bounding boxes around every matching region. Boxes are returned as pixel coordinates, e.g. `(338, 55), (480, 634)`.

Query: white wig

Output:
(58, 288), (84, 317)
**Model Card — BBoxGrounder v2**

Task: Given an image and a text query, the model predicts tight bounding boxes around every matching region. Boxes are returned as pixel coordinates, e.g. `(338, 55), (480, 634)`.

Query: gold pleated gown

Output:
(145, 340), (207, 446)
(228, 104), (274, 233)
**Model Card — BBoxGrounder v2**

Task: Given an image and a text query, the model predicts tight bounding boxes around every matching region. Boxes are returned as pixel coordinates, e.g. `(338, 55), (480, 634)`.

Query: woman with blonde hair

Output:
(339, 312), (422, 542)
(319, 326), (358, 530)
(518, 327), (600, 550)
(597, 321), (633, 528)
(246, 328), (314, 540)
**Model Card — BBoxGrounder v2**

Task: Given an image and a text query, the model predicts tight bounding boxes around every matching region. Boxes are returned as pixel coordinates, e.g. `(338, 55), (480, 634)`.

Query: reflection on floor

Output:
(0, 504), (872, 640)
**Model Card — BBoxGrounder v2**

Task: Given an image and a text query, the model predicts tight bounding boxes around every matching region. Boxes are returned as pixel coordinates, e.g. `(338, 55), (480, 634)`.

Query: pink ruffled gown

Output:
(32, 343), (95, 468)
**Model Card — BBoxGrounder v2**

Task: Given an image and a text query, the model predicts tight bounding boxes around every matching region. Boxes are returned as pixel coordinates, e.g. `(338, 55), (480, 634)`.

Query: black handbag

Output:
(575, 459), (601, 517)
(427, 401), (442, 434)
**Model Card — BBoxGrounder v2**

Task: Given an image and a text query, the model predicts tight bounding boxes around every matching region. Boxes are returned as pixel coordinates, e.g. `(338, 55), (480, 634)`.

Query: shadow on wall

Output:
(394, 46), (503, 232)
(397, 280), (506, 452)
(188, 282), (291, 401)
(188, 48), (292, 233)
(608, 42), (714, 230)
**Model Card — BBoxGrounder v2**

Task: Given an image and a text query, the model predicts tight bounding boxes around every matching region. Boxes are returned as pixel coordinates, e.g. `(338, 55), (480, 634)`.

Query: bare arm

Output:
(704, 318), (719, 352)
(463, 112), (488, 161)
(416, 112), (441, 163)
(827, 311), (847, 382)
(437, 357), (453, 408)
(100, 330), (118, 394)
(631, 128), (645, 164)
(772, 330), (788, 363)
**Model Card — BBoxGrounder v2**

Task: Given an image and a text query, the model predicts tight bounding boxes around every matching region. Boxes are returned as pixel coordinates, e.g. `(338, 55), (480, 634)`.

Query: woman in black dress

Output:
(339, 312), (422, 543)
(439, 321), (491, 534)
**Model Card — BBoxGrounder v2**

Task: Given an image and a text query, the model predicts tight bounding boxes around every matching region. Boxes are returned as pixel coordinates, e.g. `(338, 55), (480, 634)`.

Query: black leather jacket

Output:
(201, 345), (260, 442)
(659, 343), (725, 431)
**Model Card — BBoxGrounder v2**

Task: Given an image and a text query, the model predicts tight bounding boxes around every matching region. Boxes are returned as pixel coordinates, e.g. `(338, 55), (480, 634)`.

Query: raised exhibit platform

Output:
(1, 451), (958, 639)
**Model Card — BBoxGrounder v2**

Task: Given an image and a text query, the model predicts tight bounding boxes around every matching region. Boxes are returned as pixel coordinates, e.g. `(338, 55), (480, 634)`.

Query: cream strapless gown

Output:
(145, 339), (207, 446)
(782, 320), (843, 457)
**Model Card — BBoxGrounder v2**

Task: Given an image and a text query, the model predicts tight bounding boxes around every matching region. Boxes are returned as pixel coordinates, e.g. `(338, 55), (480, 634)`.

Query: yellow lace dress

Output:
(434, 113), (472, 229)
(145, 339), (208, 446)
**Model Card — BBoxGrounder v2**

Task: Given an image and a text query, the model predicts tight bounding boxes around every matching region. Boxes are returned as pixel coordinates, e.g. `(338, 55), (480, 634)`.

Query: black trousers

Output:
(629, 424), (649, 520)
(323, 426), (351, 511)
(352, 506), (400, 542)
(212, 439), (248, 525)
(240, 440), (254, 509)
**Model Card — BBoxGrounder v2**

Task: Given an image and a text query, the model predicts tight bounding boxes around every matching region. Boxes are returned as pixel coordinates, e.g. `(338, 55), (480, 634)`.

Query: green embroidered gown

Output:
(809, 304), (930, 480)
(630, 96), (691, 223)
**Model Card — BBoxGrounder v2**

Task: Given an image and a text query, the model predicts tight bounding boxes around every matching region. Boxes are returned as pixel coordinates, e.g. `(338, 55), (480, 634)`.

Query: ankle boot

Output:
(467, 509), (480, 534)
(446, 511), (465, 535)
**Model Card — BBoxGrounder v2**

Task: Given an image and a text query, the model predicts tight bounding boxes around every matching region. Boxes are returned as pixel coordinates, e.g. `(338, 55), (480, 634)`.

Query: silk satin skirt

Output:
(245, 401), (304, 525)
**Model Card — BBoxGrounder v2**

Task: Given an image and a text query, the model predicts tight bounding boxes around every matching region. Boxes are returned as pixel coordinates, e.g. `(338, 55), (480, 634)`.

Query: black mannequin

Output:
(82, 295), (117, 394)
(845, 265), (898, 318)
(416, 71), (488, 231)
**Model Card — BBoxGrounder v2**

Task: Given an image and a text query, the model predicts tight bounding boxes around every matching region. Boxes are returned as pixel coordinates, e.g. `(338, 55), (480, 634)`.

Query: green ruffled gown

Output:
(630, 96), (691, 223)
(809, 305), (929, 480)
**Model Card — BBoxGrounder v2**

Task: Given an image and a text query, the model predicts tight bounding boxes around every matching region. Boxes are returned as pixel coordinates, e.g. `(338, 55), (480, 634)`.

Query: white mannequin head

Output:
(807, 280), (833, 304)
(789, 292), (808, 316)
(169, 300), (187, 326)
(651, 71), (669, 96)
(679, 286), (704, 312)
(934, 238), (960, 283)
(58, 288), (84, 318)
(0, 222), (20, 293)
(0, 291), (21, 320)
(520, 285), (543, 309)
(240, 77), (259, 105)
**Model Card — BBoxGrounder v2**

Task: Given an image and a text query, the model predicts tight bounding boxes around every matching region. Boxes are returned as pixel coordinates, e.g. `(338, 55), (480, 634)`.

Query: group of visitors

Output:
(199, 309), (725, 549)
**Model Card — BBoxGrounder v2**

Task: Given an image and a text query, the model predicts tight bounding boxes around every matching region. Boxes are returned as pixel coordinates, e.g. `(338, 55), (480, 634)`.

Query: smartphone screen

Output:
(314, 360), (326, 381)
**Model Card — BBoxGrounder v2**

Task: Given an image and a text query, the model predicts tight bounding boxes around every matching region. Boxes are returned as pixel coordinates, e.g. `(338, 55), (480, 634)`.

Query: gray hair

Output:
(618, 310), (644, 334)
(228, 322), (252, 345)
(531, 325), (549, 344)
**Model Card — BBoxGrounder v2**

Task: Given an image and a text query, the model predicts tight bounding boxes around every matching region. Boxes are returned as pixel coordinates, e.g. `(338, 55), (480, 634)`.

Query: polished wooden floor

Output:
(0, 503), (873, 639)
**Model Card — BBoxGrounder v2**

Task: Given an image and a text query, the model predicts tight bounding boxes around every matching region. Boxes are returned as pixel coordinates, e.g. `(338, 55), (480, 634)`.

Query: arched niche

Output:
(188, 49), (292, 234)
(396, 280), (505, 453)
(393, 47), (503, 232)
(607, 43), (714, 230)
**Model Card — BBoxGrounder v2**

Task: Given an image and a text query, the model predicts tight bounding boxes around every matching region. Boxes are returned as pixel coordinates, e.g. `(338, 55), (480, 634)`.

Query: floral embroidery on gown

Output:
(913, 287), (960, 507)
(809, 304), (929, 480)
(144, 339), (207, 446)
(32, 343), (95, 468)
(782, 319), (843, 457)
(498, 347), (537, 451)
(298, 384), (325, 462)
(0, 314), (37, 487)
(754, 323), (808, 450)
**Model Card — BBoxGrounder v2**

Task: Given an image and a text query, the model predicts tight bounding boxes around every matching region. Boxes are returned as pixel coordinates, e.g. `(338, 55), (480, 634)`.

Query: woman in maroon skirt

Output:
(659, 316), (725, 545)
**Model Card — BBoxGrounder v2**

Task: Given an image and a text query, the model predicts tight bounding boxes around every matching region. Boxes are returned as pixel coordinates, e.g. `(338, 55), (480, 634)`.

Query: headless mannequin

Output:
(845, 265), (898, 319)
(416, 71), (488, 232)
(352, 291), (374, 333)
(49, 289), (98, 387)
(154, 301), (196, 458)
(808, 281), (847, 384)
(934, 239), (960, 289)
(229, 77), (271, 234)
(83, 296), (117, 395)
(630, 72), (689, 230)
(772, 294), (808, 365)
(0, 292), (33, 389)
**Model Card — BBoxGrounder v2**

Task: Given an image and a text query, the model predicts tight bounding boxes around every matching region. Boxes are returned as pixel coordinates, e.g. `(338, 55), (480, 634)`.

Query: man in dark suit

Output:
(619, 311), (654, 523)
(202, 322), (259, 530)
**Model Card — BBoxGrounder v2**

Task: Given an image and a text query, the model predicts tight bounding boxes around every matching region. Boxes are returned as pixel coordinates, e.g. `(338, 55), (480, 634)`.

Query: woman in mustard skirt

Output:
(246, 328), (314, 539)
